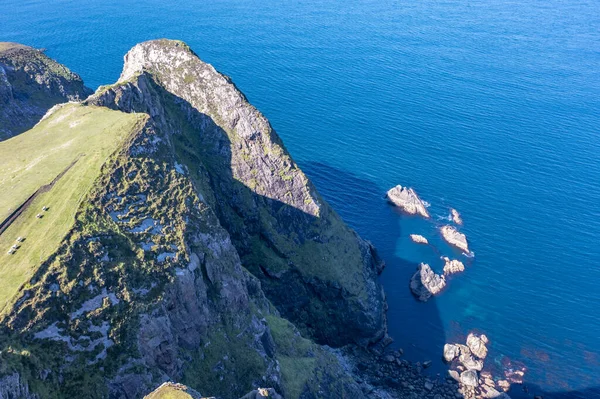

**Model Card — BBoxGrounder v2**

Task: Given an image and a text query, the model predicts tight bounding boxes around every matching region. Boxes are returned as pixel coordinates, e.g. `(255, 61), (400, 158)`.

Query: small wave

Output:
(463, 251), (475, 258)
(437, 213), (452, 221)
(423, 200), (431, 208)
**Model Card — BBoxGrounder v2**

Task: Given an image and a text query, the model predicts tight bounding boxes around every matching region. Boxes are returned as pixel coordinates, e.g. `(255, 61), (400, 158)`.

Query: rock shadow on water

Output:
(300, 161), (449, 373)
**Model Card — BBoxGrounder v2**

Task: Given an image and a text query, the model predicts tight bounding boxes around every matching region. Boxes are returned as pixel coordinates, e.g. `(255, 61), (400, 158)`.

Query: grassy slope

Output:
(0, 103), (146, 313)
(144, 384), (201, 399)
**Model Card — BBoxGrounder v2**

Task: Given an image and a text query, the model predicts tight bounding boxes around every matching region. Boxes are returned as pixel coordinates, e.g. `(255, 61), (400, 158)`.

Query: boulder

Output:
(466, 333), (489, 359)
(443, 344), (459, 362)
(451, 208), (463, 225)
(410, 263), (446, 301)
(440, 225), (470, 253)
(460, 370), (479, 387)
(448, 370), (460, 382)
(442, 257), (465, 275)
(409, 234), (428, 245)
(386, 185), (430, 218)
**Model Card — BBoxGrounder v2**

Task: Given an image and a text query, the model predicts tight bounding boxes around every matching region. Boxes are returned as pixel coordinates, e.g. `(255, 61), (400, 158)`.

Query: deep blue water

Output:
(2, 0), (600, 397)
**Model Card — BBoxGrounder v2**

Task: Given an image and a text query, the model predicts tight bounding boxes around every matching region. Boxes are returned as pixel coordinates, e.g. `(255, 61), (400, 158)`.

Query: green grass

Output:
(144, 384), (199, 399)
(0, 103), (146, 314)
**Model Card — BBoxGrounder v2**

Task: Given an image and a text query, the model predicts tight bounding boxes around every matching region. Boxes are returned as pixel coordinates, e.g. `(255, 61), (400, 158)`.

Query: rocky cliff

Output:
(0, 42), (92, 140)
(0, 40), (390, 399)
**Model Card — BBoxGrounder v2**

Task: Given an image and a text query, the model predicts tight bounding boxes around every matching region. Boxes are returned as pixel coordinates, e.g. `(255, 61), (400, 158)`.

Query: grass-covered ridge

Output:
(0, 103), (146, 313)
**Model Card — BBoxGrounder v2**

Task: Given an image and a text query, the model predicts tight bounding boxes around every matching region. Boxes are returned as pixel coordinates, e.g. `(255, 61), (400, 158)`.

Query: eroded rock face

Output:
(443, 344), (459, 362)
(0, 42), (92, 140)
(467, 333), (489, 360)
(440, 225), (470, 253)
(442, 257), (465, 275)
(0, 373), (40, 399)
(410, 263), (446, 301)
(386, 185), (430, 218)
(460, 370), (479, 387)
(87, 39), (386, 348)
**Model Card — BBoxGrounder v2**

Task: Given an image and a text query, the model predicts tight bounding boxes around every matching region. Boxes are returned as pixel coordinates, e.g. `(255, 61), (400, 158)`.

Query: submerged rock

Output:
(440, 225), (470, 253)
(442, 256), (465, 275)
(451, 208), (463, 225)
(410, 234), (428, 244)
(466, 333), (489, 359)
(386, 185), (430, 218)
(410, 263), (446, 301)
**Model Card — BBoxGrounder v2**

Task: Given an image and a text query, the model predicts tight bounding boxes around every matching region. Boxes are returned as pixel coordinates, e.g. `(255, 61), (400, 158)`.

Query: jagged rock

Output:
(386, 185), (430, 218)
(460, 355), (484, 371)
(410, 263), (446, 301)
(0, 373), (39, 399)
(442, 257), (465, 275)
(409, 234), (428, 244)
(466, 333), (489, 359)
(443, 343), (459, 362)
(451, 208), (463, 225)
(440, 225), (470, 253)
(0, 42), (92, 140)
(460, 370), (479, 387)
(497, 380), (511, 392)
(448, 370), (460, 382)
(240, 388), (283, 399)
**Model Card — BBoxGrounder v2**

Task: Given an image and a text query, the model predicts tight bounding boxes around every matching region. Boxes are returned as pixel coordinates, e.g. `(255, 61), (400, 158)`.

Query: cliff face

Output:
(0, 42), (92, 141)
(0, 40), (387, 398)
(87, 39), (387, 348)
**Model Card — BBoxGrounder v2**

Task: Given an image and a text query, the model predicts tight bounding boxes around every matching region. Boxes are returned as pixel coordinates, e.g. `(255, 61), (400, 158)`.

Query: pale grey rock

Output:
(440, 225), (470, 253)
(409, 234), (428, 244)
(451, 208), (463, 225)
(0, 373), (39, 399)
(460, 370), (479, 387)
(443, 343), (459, 362)
(466, 333), (489, 359)
(410, 263), (446, 301)
(442, 256), (465, 275)
(386, 185), (430, 218)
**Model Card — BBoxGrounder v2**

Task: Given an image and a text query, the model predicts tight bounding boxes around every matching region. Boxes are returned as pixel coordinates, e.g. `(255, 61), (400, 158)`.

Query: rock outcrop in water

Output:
(444, 333), (518, 399)
(451, 208), (463, 225)
(442, 256), (465, 275)
(0, 42), (92, 140)
(386, 185), (430, 218)
(410, 263), (446, 301)
(409, 234), (428, 244)
(440, 225), (470, 253)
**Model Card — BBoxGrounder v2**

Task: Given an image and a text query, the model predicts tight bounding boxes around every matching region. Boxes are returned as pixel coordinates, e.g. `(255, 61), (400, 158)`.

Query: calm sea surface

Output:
(2, 0), (600, 396)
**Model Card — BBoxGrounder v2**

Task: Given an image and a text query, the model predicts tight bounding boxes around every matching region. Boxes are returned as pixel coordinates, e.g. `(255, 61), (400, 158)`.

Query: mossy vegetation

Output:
(0, 104), (146, 314)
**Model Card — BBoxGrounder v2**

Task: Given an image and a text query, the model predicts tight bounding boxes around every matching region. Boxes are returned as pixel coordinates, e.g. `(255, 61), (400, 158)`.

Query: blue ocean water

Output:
(2, 0), (600, 396)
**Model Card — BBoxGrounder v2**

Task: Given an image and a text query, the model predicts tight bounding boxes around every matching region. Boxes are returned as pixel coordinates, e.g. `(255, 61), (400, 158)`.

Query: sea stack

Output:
(450, 208), (463, 225)
(410, 263), (446, 301)
(442, 256), (465, 275)
(440, 225), (469, 253)
(386, 185), (430, 218)
(409, 234), (428, 245)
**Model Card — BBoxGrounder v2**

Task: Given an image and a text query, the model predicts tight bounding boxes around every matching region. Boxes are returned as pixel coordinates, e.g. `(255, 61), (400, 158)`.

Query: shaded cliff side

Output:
(0, 42), (92, 141)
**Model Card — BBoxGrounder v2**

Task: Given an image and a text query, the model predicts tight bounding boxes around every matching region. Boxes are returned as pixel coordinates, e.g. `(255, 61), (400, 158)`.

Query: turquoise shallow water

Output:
(2, 0), (600, 396)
